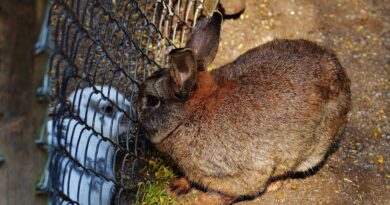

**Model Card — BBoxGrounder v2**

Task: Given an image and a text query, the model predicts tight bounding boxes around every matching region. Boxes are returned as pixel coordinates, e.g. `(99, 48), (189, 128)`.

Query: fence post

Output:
(0, 0), (48, 204)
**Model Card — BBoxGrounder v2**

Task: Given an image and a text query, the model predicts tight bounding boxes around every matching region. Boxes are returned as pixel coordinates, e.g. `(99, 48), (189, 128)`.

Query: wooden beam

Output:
(0, 1), (48, 204)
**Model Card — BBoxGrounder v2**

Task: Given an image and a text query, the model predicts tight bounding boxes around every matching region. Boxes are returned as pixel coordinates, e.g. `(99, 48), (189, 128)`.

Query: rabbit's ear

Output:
(169, 48), (197, 97)
(186, 11), (223, 71)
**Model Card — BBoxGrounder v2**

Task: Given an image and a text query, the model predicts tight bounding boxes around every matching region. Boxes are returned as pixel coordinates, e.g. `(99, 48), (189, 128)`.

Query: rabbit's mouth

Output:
(139, 120), (183, 144)
(138, 122), (159, 143)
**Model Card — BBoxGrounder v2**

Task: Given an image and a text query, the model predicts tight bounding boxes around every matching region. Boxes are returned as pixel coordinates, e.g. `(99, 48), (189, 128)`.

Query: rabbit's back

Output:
(214, 39), (349, 93)
(158, 39), (351, 190)
(211, 39), (351, 140)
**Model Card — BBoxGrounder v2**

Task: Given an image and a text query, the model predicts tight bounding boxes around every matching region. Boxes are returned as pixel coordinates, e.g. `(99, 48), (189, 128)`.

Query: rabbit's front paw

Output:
(168, 177), (192, 196)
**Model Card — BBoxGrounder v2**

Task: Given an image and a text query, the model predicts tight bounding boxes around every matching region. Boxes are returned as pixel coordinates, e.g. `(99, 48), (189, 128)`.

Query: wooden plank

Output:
(0, 0), (48, 204)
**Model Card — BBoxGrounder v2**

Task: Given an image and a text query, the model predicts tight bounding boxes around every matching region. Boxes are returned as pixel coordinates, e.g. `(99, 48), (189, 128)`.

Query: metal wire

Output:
(36, 0), (217, 204)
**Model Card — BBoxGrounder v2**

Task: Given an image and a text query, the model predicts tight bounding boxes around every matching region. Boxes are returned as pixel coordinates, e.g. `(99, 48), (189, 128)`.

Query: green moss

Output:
(135, 181), (177, 205)
(135, 156), (178, 205)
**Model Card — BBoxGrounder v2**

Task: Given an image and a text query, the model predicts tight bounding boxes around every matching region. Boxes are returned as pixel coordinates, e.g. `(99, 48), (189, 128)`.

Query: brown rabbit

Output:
(137, 12), (351, 204)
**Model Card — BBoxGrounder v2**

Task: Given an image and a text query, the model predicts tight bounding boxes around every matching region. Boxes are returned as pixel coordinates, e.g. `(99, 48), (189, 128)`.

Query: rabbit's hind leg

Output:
(294, 154), (324, 173)
(295, 109), (348, 173)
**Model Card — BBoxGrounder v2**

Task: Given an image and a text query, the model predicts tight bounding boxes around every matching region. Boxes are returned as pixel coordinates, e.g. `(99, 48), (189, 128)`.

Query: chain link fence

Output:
(35, 0), (218, 204)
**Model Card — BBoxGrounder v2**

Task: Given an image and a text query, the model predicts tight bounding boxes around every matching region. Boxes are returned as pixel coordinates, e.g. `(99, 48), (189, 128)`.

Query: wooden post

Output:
(0, 0), (48, 204)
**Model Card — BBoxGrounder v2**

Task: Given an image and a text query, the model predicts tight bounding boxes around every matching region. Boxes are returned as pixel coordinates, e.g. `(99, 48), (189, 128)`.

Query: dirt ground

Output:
(183, 0), (389, 204)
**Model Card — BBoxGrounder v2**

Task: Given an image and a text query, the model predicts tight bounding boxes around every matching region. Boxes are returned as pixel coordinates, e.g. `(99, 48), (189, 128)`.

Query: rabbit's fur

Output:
(45, 85), (130, 204)
(47, 118), (116, 179)
(51, 154), (115, 205)
(67, 85), (132, 142)
(47, 86), (131, 177)
(138, 12), (351, 203)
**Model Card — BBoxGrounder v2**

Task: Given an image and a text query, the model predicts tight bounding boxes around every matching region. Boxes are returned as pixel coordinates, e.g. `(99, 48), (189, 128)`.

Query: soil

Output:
(179, 0), (390, 204)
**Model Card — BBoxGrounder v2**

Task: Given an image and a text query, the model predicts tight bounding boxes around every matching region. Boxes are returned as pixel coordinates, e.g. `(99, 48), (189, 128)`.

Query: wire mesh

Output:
(36, 0), (218, 204)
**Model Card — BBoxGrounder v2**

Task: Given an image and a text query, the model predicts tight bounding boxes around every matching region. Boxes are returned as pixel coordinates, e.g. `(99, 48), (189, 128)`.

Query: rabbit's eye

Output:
(103, 105), (114, 114)
(174, 91), (188, 101)
(146, 95), (160, 108)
